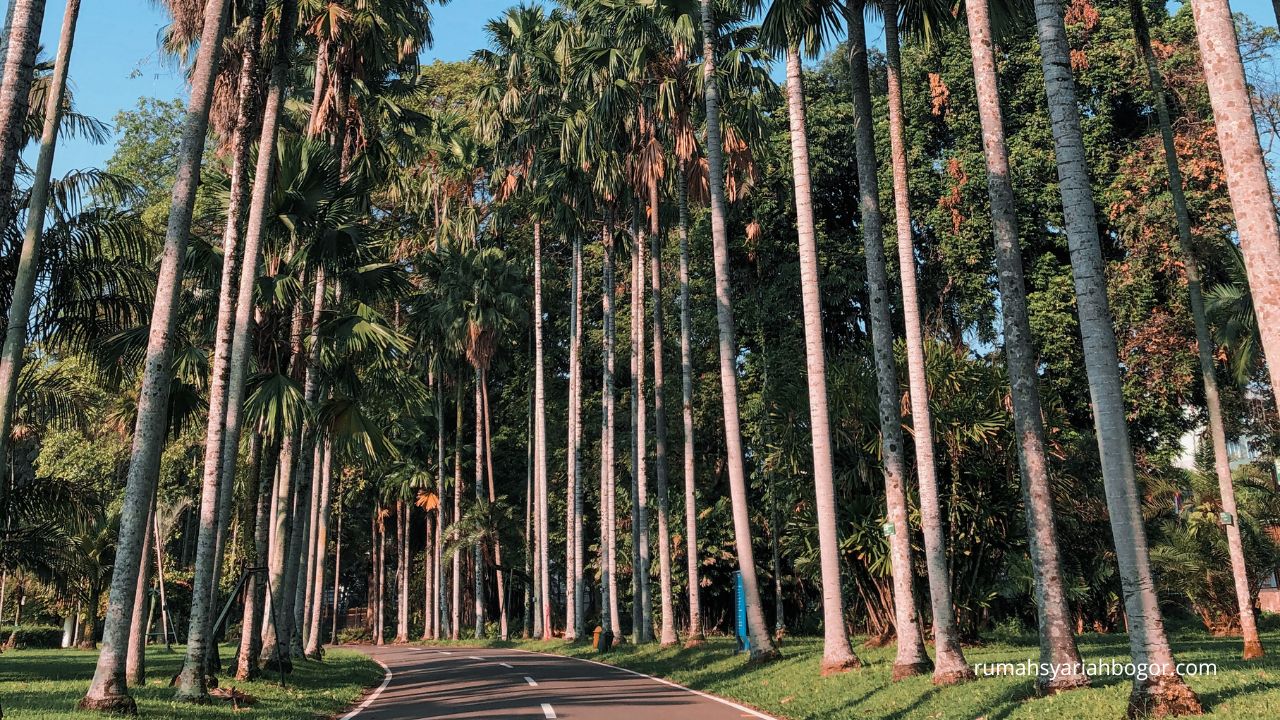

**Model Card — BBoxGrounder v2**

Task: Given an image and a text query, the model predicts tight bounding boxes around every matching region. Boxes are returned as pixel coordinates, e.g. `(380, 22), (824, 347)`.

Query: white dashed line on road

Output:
(499, 662), (514, 668)
(541, 703), (557, 718)
(524, 676), (538, 686)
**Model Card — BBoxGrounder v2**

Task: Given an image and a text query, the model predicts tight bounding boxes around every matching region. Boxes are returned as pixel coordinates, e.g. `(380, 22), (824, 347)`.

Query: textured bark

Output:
(434, 381), (447, 640)
(677, 172), (702, 645)
(878, 9), (973, 685)
(567, 233), (586, 641)
(845, 1), (931, 679)
(782, 44), (861, 674)
(451, 390), (462, 640)
(601, 220), (618, 639)
(1142, 0), (1265, 664)
(630, 219), (653, 644)
(304, 438), (334, 658)
(178, 3), (267, 696)
(235, 438), (277, 681)
(481, 371), (509, 639)
(648, 185), (677, 647)
(474, 376), (485, 638)
(1184, 0), (1274, 663)
(961, 0), (1088, 693)
(125, 486), (156, 686)
(395, 499), (409, 643)
(534, 222), (552, 640)
(1032, 0), (1201, 711)
(0, 0), (76, 487)
(700, 0), (777, 661)
(80, 1), (231, 712)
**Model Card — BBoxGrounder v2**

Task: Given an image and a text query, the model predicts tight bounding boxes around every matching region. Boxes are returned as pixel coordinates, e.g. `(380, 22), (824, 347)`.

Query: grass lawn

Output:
(1, 645), (383, 719)
(420, 630), (1280, 719)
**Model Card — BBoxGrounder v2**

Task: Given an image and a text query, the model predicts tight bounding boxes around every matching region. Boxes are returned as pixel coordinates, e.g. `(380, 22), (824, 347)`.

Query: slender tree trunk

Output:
(396, 498), (409, 643)
(1031, 0), (1201, 712)
(566, 232), (581, 642)
(154, 512), (172, 651)
(601, 220), (617, 641)
(526, 396), (536, 639)
(236, 436), (278, 680)
(572, 235), (587, 641)
(961, 0), (1088, 693)
(303, 440), (324, 646)
(474, 374), (485, 638)
(81, 1), (232, 711)
(845, 0), (931, 680)
(677, 171), (702, 645)
(331, 498), (343, 644)
(632, 218), (653, 645)
(219, 0), (299, 680)
(179, 3), (267, 695)
(305, 437), (334, 657)
(0, 0), (77, 486)
(480, 371), (509, 639)
(700, 0), (777, 661)
(126, 485), (156, 686)
(534, 222), (552, 640)
(434, 380), (446, 640)
(451, 389), (462, 640)
(878, 10), (973, 685)
(376, 507), (386, 645)
(782, 43), (862, 674)
(648, 183), (677, 647)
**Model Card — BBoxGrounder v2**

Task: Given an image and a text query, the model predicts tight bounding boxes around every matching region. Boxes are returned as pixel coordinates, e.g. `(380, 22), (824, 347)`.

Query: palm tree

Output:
(758, 0), (861, 674)
(80, 0), (233, 711)
(843, 0), (931, 680)
(1028, 0), (1201, 712)
(675, 167), (702, 645)
(699, 0), (777, 661)
(1128, 0), (1262, 661)
(0, 0), (80, 512)
(630, 212), (653, 644)
(956, 0), (1087, 694)
(0, 0), (47, 305)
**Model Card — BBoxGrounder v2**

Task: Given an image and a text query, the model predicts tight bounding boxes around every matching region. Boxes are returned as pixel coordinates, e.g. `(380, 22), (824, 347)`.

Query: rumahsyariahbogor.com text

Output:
(972, 660), (1217, 682)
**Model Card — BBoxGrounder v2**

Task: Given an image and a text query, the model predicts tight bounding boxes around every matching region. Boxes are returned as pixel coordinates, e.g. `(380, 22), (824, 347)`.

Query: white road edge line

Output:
(513, 649), (778, 720)
(339, 657), (393, 720)
(541, 702), (557, 718)
(524, 676), (538, 686)
(468, 655), (485, 661)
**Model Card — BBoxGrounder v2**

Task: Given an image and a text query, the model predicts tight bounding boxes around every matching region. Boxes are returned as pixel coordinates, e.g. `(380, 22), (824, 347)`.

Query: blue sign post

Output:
(733, 570), (751, 654)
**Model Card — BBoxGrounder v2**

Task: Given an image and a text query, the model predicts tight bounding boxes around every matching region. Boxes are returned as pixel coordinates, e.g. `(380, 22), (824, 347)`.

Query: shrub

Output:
(3, 624), (64, 649)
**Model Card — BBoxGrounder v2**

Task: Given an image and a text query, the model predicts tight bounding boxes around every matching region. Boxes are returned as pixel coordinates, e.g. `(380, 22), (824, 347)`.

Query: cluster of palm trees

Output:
(0, 0), (1275, 718)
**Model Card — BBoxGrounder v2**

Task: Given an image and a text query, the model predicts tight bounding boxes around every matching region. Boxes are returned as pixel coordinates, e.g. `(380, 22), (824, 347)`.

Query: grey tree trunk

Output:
(782, 44), (862, 674)
(305, 437), (334, 657)
(700, 0), (777, 661)
(125, 486), (156, 686)
(480, 372), (509, 639)
(451, 391), (462, 640)
(601, 219), (618, 640)
(960, 0), (1088, 693)
(0, 0), (76, 489)
(877, 8), (973, 685)
(677, 171), (702, 645)
(395, 499), (409, 643)
(178, 3), (267, 696)
(80, 1), (231, 712)
(845, 0), (931, 680)
(534, 221), (552, 639)
(435, 380), (446, 639)
(648, 183), (677, 647)
(1031, 0), (1201, 713)
(566, 232), (585, 641)
(630, 220), (652, 644)
(236, 437), (278, 680)
(474, 375), (485, 638)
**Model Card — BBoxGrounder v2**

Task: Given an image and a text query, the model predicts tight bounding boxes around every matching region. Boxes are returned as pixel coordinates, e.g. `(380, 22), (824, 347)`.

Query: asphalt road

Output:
(341, 645), (778, 720)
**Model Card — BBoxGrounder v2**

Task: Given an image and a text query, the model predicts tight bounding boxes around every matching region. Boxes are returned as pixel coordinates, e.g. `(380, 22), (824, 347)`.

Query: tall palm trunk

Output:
(0, 3), (46, 412)
(375, 507), (386, 645)
(1189, 0), (1280, 525)
(435, 380), (447, 640)
(566, 232), (585, 641)
(80, 1), (232, 711)
(676, 171), (702, 645)
(396, 499), (409, 643)
(236, 437), (278, 680)
(474, 375), (485, 638)
(1030, 0), (1201, 713)
(0, 0), (76, 488)
(844, 1), (931, 679)
(960, 0), (1088, 694)
(305, 437), (334, 657)
(481, 370), (510, 639)
(534, 222), (552, 640)
(630, 221), (652, 644)
(648, 182), (677, 647)
(877, 8), (973, 685)
(699, 0), (777, 661)
(125, 486), (156, 686)
(451, 388), (463, 640)
(1131, 0), (1259, 661)
(178, 3), (267, 696)
(782, 43), (861, 674)
(601, 219), (619, 639)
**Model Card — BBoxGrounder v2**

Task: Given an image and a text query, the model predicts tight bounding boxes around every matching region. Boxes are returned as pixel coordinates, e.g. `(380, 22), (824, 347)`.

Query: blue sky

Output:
(34, 0), (1277, 177)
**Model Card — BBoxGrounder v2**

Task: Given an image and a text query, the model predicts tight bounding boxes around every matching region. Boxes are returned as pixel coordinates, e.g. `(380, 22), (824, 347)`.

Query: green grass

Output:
(420, 630), (1280, 719)
(1, 645), (383, 719)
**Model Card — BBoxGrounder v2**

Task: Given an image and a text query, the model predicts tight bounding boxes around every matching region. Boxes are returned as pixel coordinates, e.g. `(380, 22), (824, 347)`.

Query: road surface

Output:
(341, 645), (778, 720)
